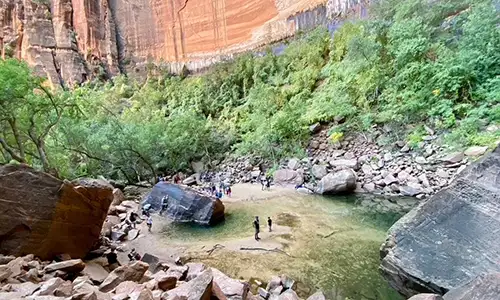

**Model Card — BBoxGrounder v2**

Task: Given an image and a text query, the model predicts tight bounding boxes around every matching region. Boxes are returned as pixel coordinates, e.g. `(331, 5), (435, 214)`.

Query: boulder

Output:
(278, 290), (299, 300)
(82, 262), (109, 284)
(464, 146), (488, 157)
(212, 268), (248, 300)
(311, 165), (327, 179)
(45, 259), (85, 274)
(99, 261), (149, 292)
(33, 278), (65, 296)
(155, 272), (177, 291)
(0, 165), (113, 260)
(182, 174), (197, 186)
(0, 255), (16, 265)
(309, 123), (321, 134)
(142, 183), (225, 225)
(127, 229), (140, 241)
(186, 263), (206, 281)
(280, 275), (295, 290)
(0, 265), (12, 282)
(314, 170), (356, 195)
(165, 265), (188, 280)
(141, 254), (161, 273)
(443, 273), (500, 300)
(8, 282), (40, 297)
(306, 291), (326, 300)
(112, 188), (125, 206)
(162, 269), (212, 300)
(328, 159), (359, 170)
(287, 158), (300, 170)
(266, 276), (281, 292)
(408, 295), (443, 300)
(53, 280), (72, 297)
(273, 170), (303, 186)
(258, 288), (270, 299)
(115, 281), (143, 294)
(440, 152), (464, 164)
(380, 146), (500, 297)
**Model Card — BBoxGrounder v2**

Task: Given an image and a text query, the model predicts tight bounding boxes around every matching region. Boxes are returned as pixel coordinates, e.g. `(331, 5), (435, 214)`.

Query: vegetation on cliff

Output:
(0, 0), (498, 181)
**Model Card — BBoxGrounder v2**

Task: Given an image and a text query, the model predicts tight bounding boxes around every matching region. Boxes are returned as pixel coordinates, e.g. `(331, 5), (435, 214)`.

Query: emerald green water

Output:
(161, 193), (404, 300)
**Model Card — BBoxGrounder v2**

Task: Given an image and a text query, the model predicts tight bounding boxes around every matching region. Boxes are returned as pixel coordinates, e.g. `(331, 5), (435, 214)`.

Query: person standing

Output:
(147, 216), (153, 232)
(253, 216), (260, 241)
(268, 217), (272, 232)
(106, 246), (120, 271)
(160, 195), (169, 215)
(226, 186), (232, 197)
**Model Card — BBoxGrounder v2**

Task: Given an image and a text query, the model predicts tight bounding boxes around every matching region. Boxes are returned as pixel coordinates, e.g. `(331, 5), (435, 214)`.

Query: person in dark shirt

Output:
(129, 212), (139, 228)
(253, 216), (260, 241)
(106, 247), (120, 271)
(268, 217), (272, 232)
(160, 195), (169, 216)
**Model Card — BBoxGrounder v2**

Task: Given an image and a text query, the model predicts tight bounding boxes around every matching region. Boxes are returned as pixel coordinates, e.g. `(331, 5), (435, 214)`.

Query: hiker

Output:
(106, 246), (120, 271)
(266, 178), (271, 190)
(147, 216), (153, 232)
(142, 204), (151, 217)
(268, 217), (273, 232)
(211, 184), (216, 195)
(253, 216), (260, 241)
(128, 248), (141, 261)
(219, 182), (224, 191)
(260, 176), (266, 191)
(128, 212), (139, 228)
(160, 195), (169, 215)
(226, 186), (232, 197)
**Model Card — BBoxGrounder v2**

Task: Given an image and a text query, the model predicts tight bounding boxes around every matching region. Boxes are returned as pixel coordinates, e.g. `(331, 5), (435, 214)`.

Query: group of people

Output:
(252, 216), (273, 241)
(208, 182), (232, 200)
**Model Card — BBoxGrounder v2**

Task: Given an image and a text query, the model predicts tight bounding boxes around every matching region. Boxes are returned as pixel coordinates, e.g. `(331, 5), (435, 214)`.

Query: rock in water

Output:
(142, 183), (225, 225)
(314, 170), (356, 195)
(0, 165), (113, 260)
(380, 146), (500, 297)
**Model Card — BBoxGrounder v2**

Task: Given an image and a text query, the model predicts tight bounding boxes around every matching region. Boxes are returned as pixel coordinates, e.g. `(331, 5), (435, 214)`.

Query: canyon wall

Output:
(0, 0), (369, 87)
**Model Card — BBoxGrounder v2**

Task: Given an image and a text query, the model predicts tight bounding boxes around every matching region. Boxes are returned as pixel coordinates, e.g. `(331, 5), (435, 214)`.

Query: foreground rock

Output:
(0, 164), (113, 260)
(380, 146), (500, 297)
(443, 272), (500, 300)
(314, 169), (356, 195)
(142, 183), (225, 225)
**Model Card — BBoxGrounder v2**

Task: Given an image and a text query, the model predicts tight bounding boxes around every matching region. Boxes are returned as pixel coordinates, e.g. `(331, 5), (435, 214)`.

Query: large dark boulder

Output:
(0, 164), (113, 260)
(142, 183), (225, 225)
(380, 146), (500, 297)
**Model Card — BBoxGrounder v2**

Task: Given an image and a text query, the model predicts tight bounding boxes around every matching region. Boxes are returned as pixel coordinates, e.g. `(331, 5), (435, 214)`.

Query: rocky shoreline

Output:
(211, 123), (492, 201)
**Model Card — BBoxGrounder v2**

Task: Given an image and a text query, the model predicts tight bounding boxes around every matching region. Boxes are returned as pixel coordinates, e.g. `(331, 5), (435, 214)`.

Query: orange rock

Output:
(0, 164), (113, 260)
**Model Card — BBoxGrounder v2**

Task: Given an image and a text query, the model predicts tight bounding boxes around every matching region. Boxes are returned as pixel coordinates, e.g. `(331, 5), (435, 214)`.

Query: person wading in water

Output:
(253, 216), (261, 241)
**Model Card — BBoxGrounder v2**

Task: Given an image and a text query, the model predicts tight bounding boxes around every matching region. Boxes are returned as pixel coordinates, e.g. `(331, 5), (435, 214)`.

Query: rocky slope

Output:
(0, 0), (369, 86)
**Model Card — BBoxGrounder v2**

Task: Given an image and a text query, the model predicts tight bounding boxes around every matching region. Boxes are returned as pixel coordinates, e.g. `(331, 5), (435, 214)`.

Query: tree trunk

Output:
(36, 139), (50, 172)
(8, 118), (25, 161)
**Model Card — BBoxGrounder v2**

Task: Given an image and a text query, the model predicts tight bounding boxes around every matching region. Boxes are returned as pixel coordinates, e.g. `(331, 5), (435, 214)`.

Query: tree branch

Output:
(0, 137), (25, 163)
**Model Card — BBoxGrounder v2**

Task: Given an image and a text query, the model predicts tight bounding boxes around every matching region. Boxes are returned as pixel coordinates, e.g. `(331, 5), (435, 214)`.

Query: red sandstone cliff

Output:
(0, 0), (368, 87)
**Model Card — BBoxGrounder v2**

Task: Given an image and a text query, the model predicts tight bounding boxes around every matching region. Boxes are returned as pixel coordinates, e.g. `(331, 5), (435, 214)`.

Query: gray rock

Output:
(309, 123), (321, 134)
(99, 261), (149, 292)
(33, 278), (65, 296)
(258, 288), (270, 299)
(443, 273), (500, 300)
(399, 183), (422, 197)
(440, 152), (464, 164)
(212, 268), (248, 300)
(8, 282), (40, 297)
(384, 153), (393, 162)
(311, 165), (327, 179)
(182, 174), (197, 185)
(464, 146), (488, 157)
(384, 174), (398, 186)
(82, 262), (109, 284)
(397, 170), (410, 182)
(0, 255), (16, 265)
(436, 168), (449, 179)
(415, 156), (427, 164)
(45, 259), (85, 274)
(142, 183), (225, 226)
(310, 141), (320, 149)
(280, 275), (295, 290)
(273, 169), (304, 186)
(363, 182), (376, 193)
(266, 276), (282, 292)
(401, 145), (410, 152)
(127, 229), (140, 241)
(380, 146), (500, 297)
(418, 173), (430, 187)
(328, 159), (358, 170)
(315, 170), (356, 195)
(306, 291), (326, 300)
(278, 290), (299, 300)
(287, 158), (300, 170)
(185, 263), (206, 281)
(162, 269), (212, 300)
(296, 187), (314, 194)
(361, 164), (373, 175)
(343, 152), (355, 160)
(330, 150), (345, 158)
(251, 170), (261, 178)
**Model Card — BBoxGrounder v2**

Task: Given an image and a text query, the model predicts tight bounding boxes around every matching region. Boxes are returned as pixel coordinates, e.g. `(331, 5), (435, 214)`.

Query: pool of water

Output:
(161, 193), (404, 300)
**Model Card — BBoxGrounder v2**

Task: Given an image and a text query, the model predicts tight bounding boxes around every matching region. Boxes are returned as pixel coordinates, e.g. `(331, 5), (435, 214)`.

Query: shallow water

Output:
(161, 192), (404, 300)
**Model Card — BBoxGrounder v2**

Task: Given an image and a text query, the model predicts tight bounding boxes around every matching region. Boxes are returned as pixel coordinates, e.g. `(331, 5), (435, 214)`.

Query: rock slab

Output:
(315, 169), (356, 195)
(380, 146), (500, 297)
(142, 183), (225, 225)
(0, 165), (113, 260)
